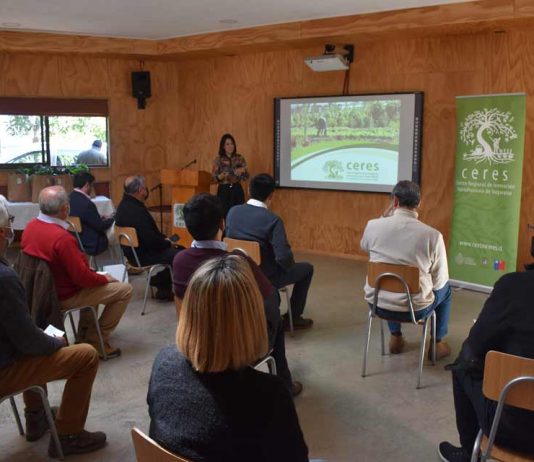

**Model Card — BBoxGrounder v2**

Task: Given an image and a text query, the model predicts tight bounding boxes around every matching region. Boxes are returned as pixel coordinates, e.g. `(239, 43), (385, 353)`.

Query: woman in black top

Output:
(212, 133), (249, 217)
(147, 254), (309, 462)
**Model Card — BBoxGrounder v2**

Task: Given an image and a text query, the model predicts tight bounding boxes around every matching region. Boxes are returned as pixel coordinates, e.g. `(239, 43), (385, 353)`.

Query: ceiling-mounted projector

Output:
(304, 44), (354, 72)
(304, 54), (349, 72)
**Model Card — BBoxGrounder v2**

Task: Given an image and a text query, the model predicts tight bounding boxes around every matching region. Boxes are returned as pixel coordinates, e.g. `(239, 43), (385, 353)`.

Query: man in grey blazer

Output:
(225, 174), (314, 330)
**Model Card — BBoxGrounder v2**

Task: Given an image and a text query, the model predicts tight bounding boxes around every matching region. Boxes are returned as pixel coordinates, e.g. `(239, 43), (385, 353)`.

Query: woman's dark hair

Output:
(218, 133), (237, 157)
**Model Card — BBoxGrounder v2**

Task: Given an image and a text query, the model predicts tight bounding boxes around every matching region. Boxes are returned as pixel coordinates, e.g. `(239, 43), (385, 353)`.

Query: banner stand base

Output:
(450, 279), (492, 294)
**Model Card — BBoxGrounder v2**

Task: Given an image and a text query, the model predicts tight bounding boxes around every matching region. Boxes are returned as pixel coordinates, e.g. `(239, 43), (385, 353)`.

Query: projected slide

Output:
(290, 100), (400, 185)
(274, 93), (422, 193)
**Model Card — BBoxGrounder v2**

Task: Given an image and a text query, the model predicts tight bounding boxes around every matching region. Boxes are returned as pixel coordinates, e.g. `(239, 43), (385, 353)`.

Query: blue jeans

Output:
(374, 282), (452, 341)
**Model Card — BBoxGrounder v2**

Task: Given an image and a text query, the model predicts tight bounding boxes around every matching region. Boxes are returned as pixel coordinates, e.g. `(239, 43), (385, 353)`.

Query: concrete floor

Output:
(0, 251), (487, 461)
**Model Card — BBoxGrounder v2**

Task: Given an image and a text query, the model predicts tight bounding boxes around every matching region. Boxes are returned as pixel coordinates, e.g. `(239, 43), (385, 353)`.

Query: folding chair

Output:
(252, 355), (277, 375)
(115, 226), (172, 316)
(62, 305), (107, 361)
(66, 216), (97, 270)
(361, 261), (436, 389)
(1, 386), (64, 460)
(471, 350), (534, 462)
(223, 237), (295, 335)
(131, 427), (192, 462)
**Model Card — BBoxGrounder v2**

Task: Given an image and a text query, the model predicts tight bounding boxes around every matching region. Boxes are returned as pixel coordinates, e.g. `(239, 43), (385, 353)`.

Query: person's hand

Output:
(382, 201), (395, 218)
(105, 273), (118, 283)
(58, 336), (68, 347)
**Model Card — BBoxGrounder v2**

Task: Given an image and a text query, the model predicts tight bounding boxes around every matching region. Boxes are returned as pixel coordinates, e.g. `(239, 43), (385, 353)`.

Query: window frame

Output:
(0, 97), (109, 170)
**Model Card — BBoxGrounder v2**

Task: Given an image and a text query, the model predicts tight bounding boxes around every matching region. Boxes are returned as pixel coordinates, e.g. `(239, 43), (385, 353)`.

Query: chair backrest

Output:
(483, 350), (534, 411)
(367, 261), (420, 294)
(223, 237), (261, 265)
(115, 226), (140, 248)
(131, 427), (191, 462)
(66, 216), (82, 233)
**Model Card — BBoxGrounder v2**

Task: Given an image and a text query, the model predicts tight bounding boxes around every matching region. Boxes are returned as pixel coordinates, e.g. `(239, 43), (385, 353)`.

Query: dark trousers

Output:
(217, 183), (245, 217)
(264, 290), (292, 389)
(452, 368), (534, 455)
(133, 246), (184, 290)
(273, 262), (314, 318)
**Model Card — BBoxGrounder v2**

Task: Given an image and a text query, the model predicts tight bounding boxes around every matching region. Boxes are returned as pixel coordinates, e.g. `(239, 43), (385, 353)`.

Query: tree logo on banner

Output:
(322, 160), (344, 179)
(460, 108), (518, 165)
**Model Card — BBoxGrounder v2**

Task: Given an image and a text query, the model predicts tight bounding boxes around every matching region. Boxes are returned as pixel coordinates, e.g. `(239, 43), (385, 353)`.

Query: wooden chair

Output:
(362, 261), (436, 389)
(223, 237), (295, 335)
(131, 427), (192, 462)
(66, 216), (97, 269)
(1, 386), (64, 459)
(471, 351), (534, 462)
(115, 226), (173, 315)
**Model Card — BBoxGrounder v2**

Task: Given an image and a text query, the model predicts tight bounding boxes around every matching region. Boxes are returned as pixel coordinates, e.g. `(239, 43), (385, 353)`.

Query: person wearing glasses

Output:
(0, 196), (107, 458)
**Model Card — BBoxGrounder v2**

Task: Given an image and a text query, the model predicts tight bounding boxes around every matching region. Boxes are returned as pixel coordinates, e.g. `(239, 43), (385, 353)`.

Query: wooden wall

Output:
(2, 2), (534, 267)
(0, 53), (182, 206)
(175, 30), (534, 267)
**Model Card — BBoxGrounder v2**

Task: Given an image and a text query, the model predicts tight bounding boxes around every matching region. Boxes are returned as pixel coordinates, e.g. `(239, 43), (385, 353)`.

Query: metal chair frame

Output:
(252, 355), (277, 376)
(470, 351), (534, 461)
(62, 306), (107, 361)
(1, 385), (64, 460)
(361, 270), (436, 389)
(116, 230), (172, 316)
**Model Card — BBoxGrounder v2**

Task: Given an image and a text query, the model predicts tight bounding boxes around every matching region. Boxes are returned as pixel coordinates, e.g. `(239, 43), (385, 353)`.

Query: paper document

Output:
(44, 324), (65, 338)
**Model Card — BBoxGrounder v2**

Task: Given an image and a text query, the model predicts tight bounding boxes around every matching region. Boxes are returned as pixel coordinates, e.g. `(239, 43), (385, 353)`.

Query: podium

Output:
(161, 169), (212, 248)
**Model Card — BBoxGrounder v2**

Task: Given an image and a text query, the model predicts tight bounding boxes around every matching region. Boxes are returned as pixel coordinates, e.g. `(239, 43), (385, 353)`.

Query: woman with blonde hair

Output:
(147, 254), (309, 462)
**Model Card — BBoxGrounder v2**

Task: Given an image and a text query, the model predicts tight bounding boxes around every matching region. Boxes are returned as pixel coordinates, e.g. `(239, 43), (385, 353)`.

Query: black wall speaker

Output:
(131, 71), (151, 109)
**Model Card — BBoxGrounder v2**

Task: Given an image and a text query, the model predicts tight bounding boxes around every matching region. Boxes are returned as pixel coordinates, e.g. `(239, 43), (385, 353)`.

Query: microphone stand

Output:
(149, 183), (164, 231)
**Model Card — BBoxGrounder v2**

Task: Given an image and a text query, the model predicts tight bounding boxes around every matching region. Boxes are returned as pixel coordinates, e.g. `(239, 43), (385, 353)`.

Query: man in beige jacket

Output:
(360, 180), (452, 360)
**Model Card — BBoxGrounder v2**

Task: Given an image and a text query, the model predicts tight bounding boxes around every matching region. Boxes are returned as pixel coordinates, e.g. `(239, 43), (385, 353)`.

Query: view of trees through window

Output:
(0, 114), (108, 167)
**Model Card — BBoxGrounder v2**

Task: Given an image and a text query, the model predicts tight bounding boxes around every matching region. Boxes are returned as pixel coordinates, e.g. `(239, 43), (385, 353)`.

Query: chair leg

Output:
(362, 310), (373, 377)
(142, 270), (154, 316)
(380, 319), (385, 356)
(68, 312), (77, 343)
(266, 356), (277, 376)
(33, 386), (64, 460)
(417, 317), (429, 389)
(284, 288), (294, 336)
(9, 397), (24, 435)
(88, 307), (107, 361)
(471, 429), (483, 462)
(431, 311), (437, 365)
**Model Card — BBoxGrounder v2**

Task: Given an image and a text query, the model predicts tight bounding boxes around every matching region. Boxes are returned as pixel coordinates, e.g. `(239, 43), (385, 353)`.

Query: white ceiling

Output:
(0, 0), (468, 40)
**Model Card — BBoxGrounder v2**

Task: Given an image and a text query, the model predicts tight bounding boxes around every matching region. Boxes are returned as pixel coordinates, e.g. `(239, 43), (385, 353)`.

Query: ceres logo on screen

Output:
(322, 160), (344, 179)
(460, 108), (517, 165)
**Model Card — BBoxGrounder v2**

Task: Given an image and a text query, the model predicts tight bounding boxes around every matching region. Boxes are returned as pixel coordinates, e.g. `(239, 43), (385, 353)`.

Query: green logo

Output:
(322, 160), (344, 179)
(460, 108), (518, 165)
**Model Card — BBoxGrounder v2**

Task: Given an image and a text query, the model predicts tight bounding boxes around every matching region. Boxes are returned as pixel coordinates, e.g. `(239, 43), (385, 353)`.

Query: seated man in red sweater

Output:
(172, 193), (302, 397)
(22, 186), (132, 358)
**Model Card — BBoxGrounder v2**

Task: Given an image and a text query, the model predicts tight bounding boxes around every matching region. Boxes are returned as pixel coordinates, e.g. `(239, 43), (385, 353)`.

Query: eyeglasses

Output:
(8, 215), (14, 223)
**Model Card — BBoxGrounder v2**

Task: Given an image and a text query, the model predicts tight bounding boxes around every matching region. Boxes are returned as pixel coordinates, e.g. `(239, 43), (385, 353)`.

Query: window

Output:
(0, 98), (109, 169)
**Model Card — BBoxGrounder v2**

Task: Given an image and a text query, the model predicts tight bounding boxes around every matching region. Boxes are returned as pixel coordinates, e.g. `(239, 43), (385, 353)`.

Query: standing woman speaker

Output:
(212, 133), (249, 217)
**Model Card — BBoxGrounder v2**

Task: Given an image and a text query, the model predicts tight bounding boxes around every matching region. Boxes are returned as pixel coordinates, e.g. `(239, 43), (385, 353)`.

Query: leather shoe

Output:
(389, 334), (405, 354)
(48, 429), (107, 458)
(291, 381), (303, 397)
(428, 341), (451, 361)
(282, 315), (314, 331)
(25, 406), (58, 442)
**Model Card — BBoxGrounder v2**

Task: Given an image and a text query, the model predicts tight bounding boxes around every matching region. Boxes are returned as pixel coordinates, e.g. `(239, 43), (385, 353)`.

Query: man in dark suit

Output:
(69, 172), (114, 256)
(225, 173), (314, 330)
(115, 175), (183, 300)
(438, 271), (534, 461)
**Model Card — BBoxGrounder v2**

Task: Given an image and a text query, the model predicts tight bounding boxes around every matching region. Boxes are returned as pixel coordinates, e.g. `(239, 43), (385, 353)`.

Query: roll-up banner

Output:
(449, 93), (526, 292)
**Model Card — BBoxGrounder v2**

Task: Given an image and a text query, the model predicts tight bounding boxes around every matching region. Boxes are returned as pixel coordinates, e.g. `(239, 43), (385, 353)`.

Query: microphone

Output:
(178, 159), (197, 172)
(150, 183), (162, 192)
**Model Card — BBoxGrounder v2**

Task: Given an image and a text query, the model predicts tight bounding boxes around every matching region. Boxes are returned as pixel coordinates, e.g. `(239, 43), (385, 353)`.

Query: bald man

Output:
(115, 176), (184, 300)
(0, 195), (107, 457)
(21, 186), (132, 358)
